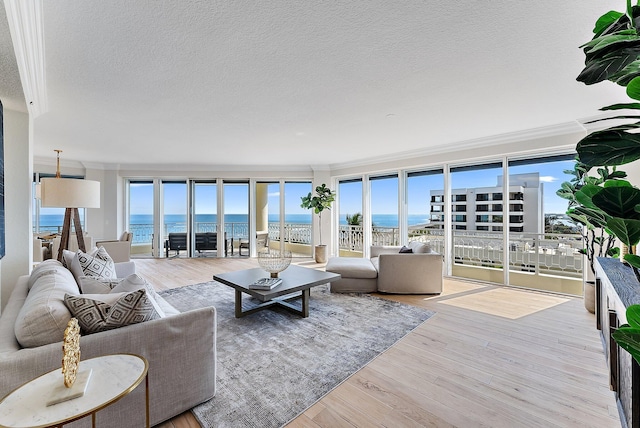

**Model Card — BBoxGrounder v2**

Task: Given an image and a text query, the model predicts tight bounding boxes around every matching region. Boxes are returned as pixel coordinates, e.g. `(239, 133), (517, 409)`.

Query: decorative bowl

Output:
(257, 250), (292, 278)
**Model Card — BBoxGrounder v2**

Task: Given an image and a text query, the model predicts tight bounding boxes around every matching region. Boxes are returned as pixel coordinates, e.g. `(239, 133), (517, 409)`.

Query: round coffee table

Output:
(0, 354), (149, 428)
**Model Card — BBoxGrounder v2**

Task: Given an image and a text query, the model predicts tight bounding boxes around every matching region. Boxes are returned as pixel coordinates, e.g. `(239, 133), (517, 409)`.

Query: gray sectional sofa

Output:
(326, 242), (443, 294)
(0, 259), (216, 427)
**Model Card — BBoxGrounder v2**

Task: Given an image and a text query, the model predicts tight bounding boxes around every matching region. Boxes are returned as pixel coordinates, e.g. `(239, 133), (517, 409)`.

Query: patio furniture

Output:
(96, 231), (133, 263)
(165, 232), (228, 257)
(238, 231), (269, 256)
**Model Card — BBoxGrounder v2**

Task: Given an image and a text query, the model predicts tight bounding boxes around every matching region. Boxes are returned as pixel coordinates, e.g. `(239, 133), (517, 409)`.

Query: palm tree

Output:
(345, 213), (363, 250)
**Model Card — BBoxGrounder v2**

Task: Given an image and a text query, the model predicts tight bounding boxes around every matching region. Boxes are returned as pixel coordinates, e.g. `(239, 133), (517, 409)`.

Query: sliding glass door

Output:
(128, 180), (154, 257)
(507, 155), (582, 294)
(223, 181), (249, 257)
(338, 179), (364, 257)
(449, 162), (504, 283)
(407, 169), (444, 253)
(369, 174), (399, 246)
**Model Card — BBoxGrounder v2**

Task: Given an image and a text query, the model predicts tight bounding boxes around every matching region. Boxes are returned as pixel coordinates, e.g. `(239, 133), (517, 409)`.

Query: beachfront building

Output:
(429, 173), (543, 234)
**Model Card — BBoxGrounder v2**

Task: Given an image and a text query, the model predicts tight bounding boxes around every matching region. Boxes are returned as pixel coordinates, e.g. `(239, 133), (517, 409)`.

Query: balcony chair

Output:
(95, 231), (133, 263)
(239, 231), (269, 256)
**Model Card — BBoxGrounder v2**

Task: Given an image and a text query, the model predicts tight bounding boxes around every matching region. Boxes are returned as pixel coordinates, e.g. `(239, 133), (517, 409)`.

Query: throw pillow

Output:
(64, 289), (160, 334)
(76, 247), (117, 279)
(408, 241), (432, 253)
(399, 246), (413, 253)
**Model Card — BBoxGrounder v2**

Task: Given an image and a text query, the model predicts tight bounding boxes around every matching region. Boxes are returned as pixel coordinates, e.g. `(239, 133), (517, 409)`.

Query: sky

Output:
(123, 159), (574, 218)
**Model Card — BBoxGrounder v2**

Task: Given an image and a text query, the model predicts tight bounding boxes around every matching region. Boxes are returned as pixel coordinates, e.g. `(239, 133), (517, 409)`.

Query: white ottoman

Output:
(325, 257), (378, 293)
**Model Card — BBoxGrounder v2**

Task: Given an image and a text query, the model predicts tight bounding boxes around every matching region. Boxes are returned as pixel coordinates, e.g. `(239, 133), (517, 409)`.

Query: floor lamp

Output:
(40, 150), (100, 261)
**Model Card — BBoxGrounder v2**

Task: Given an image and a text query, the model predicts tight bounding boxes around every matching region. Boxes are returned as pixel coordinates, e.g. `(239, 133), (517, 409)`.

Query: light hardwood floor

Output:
(136, 257), (621, 428)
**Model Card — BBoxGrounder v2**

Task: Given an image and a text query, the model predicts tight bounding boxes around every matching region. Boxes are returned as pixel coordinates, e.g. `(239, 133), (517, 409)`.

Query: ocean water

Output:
(39, 213), (429, 227)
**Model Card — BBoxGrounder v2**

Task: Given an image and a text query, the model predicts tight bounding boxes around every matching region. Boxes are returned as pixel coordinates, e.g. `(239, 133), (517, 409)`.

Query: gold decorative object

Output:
(62, 318), (81, 388)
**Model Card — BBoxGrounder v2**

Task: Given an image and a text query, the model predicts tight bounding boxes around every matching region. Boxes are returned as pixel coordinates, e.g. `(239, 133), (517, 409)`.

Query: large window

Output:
(224, 181), (249, 257)
(450, 162), (504, 283)
(507, 155), (581, 294)
(128, 181), (154, 256)
(162, 181), (187, 257)
(284, 182), (312, 257)
(407, 169), (444, 253)
(370, 174), (399, 246)
(338, 179), (363, 257)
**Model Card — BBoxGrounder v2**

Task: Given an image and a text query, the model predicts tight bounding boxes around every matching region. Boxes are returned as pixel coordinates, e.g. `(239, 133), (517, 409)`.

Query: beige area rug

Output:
(160, 281), (434, 428)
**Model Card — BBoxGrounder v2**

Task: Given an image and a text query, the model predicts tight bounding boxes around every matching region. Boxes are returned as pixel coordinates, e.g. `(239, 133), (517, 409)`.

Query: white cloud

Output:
(539, 176), (557, 183)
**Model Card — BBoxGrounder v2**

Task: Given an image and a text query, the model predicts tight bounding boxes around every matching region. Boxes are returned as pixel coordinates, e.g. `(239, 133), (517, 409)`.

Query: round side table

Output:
(0, 354), (149, 428)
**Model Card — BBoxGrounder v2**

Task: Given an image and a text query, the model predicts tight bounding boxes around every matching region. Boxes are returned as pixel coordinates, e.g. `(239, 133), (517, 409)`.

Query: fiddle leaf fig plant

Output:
(573, 1), (640, 277)
(613, 305), (640, 365)
(557, 161), (620, 276)
(300, 183), (335, 246)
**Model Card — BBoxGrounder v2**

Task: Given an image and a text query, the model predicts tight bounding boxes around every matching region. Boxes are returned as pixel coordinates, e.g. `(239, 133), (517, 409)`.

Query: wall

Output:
(1, 108), (30, 311)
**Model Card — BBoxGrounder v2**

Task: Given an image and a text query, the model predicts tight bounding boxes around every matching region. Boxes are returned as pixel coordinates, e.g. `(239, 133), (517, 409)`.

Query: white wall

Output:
(1, 108), (31, 311)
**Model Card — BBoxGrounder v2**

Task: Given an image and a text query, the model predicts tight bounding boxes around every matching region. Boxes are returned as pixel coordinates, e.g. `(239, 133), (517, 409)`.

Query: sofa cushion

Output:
(78, 276), (122, 294)
(399, 245), (413, 253)
(64, 289), (161, 334)
(325, 257), (378, 279)
(408, 241), (431, 253)
(79, 273), (178, 317)
(15, 262), (80, 348)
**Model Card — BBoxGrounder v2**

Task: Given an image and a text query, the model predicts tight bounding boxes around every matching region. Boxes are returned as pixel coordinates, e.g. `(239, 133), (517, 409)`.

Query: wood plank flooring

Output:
(135, 257), (621, 428)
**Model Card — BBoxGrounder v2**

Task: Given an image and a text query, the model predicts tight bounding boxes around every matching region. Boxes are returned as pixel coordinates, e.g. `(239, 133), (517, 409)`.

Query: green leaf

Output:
(577, 47), (640, 85)
(592, 186), (640, 218)
(575, 184), (603, 209)
(626, 304), (640, 328)
(612, 325), (640, 365)
(604, 179), (633, 187)
(625, 254), (640, 270)
(594, 11), (626, 36)
(629, 76), (640, 99)
(577, 127), (640, 166)
(606, 217), (640, 246)
(610, 59), (640, 85)
(601, 102), (640, 110)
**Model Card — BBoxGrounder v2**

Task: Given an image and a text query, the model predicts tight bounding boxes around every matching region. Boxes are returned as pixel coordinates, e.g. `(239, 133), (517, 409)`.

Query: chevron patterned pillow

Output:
(64, 289), (160, 334)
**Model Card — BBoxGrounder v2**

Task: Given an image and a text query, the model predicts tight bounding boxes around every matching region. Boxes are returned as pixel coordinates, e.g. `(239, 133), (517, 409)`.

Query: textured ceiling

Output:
(0, 0), (630, 168)
(0, 2), (25, 113)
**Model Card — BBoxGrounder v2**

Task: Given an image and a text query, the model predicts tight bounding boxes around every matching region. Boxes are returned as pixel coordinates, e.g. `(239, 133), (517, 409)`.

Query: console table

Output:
(0, 354), (149, 428)
(595, 257), (640, 428)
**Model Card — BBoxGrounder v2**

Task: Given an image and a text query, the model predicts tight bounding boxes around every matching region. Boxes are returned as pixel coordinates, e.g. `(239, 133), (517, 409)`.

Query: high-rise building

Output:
(429, 173), (543, 233)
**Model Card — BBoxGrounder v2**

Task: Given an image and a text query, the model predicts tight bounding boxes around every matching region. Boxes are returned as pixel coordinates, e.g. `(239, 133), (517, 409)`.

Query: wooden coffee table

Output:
(213, 265), (341, 318)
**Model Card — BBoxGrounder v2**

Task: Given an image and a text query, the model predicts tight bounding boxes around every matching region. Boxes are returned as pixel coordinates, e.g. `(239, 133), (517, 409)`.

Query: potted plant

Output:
(573, 1), (640, 278)
(557, 160), (621, 312)
(300, 183), (336, 263)
(573, 0), (640, 359)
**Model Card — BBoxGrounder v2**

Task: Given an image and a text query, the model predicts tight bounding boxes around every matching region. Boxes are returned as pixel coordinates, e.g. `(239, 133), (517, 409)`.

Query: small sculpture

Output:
(62, 318), (81, 388)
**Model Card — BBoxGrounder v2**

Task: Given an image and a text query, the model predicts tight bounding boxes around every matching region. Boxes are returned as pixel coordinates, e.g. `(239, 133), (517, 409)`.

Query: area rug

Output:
(159, 281), (434, 428)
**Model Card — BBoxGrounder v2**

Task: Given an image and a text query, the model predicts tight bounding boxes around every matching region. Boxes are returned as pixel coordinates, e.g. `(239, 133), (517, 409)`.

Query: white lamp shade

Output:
(40, 178), (101, 208)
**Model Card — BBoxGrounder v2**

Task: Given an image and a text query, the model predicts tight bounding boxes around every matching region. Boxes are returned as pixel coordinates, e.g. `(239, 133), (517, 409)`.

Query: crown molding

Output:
(4, 0), (47, 117)
(330, 121), (587, 170)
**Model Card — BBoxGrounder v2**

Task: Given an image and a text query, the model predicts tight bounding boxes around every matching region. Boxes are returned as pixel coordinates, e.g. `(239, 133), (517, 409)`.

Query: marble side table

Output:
(0, 354), (149, 428)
